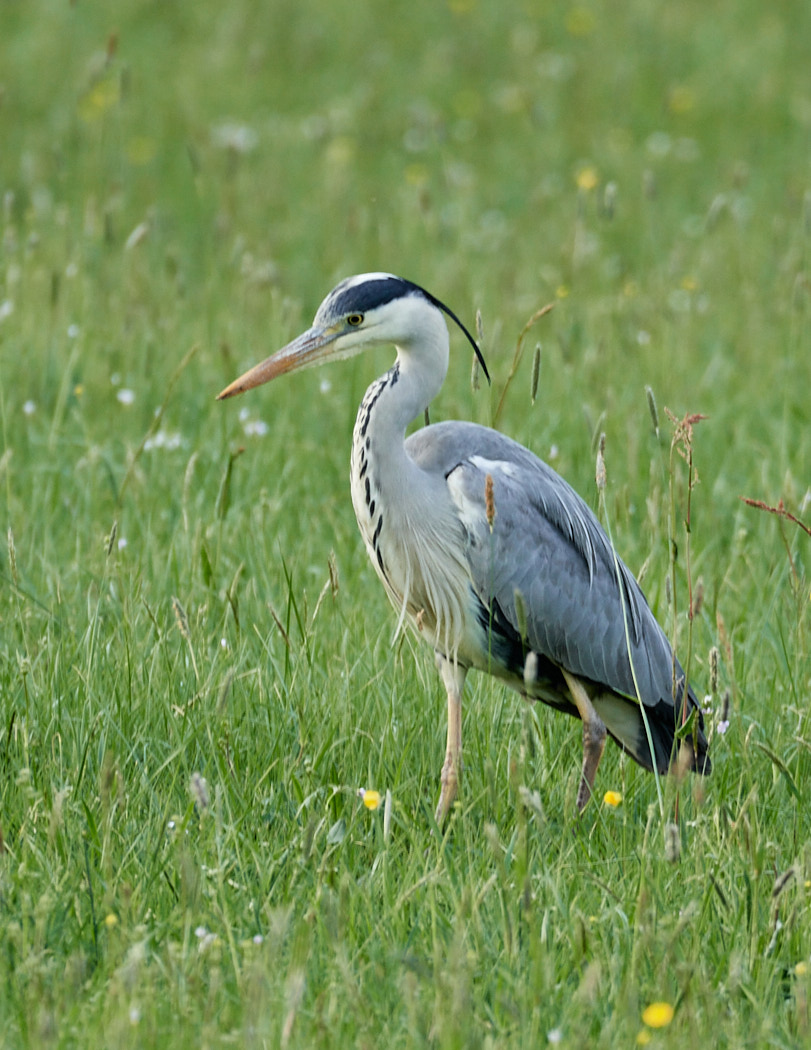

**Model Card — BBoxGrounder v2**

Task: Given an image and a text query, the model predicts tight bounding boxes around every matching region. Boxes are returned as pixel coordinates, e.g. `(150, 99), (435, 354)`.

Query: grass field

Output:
(1, 0), (810, 1046)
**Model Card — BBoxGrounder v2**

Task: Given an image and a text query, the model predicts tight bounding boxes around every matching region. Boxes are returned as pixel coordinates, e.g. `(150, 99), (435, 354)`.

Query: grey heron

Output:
(218, 273), (710, 822)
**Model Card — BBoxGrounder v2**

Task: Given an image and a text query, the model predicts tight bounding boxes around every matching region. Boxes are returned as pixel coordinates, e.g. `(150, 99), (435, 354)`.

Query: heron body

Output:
(219, 273), (710, 820)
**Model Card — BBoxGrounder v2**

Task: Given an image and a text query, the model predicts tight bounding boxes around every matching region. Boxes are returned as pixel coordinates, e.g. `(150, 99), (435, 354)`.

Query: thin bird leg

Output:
(561, 667), (607, 812)
(435, 656), (467, 823)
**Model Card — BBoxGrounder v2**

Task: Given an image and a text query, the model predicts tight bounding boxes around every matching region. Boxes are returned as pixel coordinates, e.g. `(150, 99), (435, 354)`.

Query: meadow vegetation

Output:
(1, 0), (809, 1045)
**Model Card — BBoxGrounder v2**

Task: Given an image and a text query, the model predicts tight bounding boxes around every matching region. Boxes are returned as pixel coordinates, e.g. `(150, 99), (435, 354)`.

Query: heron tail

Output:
(593, 689), (712, 776)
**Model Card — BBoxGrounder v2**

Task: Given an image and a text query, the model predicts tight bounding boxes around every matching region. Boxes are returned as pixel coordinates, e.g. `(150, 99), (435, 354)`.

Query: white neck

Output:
(349, 303), (468, 651)
(366, 303), (449, 441)
(350, 301), (448, 486)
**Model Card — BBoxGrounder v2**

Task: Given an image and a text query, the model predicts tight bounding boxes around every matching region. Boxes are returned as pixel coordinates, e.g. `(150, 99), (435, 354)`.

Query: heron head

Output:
(216, 273), (489, 400)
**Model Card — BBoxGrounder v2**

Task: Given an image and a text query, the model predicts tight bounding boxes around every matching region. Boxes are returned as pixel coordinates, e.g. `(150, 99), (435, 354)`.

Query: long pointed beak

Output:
(217, 325), (338, 400)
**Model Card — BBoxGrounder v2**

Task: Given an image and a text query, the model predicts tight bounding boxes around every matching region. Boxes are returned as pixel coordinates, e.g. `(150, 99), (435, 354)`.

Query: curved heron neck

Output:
(356, 318), (450, 459)
(349, 312), (468, 656)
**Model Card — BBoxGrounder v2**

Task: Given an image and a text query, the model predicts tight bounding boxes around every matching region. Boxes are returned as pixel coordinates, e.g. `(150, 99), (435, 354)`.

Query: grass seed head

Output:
(530, 343), (541, 404)
(190, 772), (210, 811)
(471, 309), (484, 391)
(172, 596), (191, 641)
(485, 473), (496, 530)
(595, 432), (607, 491)
(664, 822), (681, 863)
(484, 822), (501, 856)
(523, 650), (538, 689)
(328, 550), (339, 598)
(105, 519), (118, 557)
(645, 385), (659, 438)
(710, 645), (719, 695)
(470, 353), (480, 392)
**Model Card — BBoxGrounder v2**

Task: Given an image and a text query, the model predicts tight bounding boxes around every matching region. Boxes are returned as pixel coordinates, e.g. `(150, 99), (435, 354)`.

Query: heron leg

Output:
(561, 668), (607, 812)
(435, 656), (467, 824)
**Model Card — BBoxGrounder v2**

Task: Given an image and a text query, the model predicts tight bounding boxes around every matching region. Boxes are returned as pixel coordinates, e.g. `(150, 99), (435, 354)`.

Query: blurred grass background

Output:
(1, 0), (809, 1046)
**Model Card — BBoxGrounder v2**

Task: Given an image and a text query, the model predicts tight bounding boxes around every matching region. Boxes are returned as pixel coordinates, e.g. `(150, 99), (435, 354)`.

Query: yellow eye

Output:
(347, 313), (364, 327)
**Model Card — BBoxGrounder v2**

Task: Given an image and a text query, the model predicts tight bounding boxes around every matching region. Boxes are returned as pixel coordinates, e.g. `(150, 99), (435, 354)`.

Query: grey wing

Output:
(439, 437), (680, 711)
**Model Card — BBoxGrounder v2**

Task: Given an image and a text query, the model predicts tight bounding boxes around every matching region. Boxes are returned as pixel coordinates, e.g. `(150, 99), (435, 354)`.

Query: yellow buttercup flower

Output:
(576, 167), (599, 191)
(359, 788), (381, 811)
(642, 1001), (674, 1028)
(603, 790), (622, 807)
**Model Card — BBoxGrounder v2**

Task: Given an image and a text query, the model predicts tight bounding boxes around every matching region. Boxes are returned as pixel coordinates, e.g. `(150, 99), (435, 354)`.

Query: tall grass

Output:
(1, 0), (809, 1046)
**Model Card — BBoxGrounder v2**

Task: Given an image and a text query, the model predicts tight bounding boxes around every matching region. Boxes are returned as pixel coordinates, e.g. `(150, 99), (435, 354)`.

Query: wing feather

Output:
(407, 421), (679, 711)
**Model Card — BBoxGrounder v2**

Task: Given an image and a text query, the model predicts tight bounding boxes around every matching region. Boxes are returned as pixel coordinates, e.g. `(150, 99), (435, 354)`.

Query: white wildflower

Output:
(211, 122), (258, 154)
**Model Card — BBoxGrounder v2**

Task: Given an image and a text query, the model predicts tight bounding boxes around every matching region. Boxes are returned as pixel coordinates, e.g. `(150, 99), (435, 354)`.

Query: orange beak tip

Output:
(216, 379), (248, 401)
